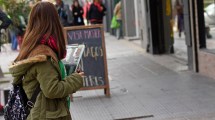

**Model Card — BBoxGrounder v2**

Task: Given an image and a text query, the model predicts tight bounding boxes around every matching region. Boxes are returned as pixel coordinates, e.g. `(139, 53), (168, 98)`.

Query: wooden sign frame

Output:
(64, 25), (110, 97)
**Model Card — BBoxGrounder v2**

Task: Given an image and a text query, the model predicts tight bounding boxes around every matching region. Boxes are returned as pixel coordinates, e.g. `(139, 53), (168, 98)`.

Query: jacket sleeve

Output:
(102, 4), (106, 15)
(0, 10), (12, 30)
(72, 8), (77, 16)
(88, 5), (92, 20)
(80, 7), (84, 16)
(35, 60), (83, 99)
(86, 4), (91, 21)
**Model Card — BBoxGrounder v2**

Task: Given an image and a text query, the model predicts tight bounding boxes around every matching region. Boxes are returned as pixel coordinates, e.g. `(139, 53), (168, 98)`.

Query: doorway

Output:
(171, 0), (188, 61)
(144, 0), (194, 69)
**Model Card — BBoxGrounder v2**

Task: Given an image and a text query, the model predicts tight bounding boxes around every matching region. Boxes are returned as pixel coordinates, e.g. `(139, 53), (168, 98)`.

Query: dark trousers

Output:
(177, 14), (184, 33)
(116, 20), (123, 39)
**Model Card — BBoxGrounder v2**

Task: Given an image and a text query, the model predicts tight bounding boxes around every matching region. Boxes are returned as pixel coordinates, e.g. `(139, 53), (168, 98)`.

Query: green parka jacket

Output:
(9, 45), (83, 120)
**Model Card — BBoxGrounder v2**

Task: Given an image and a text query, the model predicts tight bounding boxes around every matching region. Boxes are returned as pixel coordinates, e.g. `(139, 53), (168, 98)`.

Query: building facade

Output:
(192, 0), (215, 79)
(105, 0), (215, 79)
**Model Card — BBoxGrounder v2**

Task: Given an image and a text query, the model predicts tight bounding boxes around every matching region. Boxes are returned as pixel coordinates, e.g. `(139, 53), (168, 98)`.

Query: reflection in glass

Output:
(204, 0), (215, 49)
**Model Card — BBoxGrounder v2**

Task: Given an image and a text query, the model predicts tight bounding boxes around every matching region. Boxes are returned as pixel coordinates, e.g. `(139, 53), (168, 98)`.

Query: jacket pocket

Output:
(46, 102), (68, 119)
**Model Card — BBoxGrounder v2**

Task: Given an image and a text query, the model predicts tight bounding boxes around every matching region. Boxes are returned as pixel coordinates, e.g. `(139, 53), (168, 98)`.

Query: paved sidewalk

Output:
(70, 34), (215, 120)
(2, 34), (215, 120)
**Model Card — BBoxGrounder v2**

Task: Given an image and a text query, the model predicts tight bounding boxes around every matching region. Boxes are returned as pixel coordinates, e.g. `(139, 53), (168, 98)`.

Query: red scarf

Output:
(94, 2), (103, 12)
(40, 35), (66, 59)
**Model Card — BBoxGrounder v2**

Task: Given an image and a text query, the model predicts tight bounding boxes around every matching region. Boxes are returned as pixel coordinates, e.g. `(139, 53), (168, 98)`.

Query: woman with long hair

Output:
(72, 0), (85, 26)
(9, 2), (83, 119)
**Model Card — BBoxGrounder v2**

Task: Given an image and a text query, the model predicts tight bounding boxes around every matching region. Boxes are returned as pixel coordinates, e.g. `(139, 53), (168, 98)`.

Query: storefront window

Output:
(204, 0), (215, 49)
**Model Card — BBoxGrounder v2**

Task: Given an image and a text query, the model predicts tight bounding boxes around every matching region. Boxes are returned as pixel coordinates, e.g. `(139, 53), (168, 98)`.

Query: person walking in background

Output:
(175, 0), (184, 37)
(0, 9), (11, 31)
(55, 0), (73, 26)
(9, 2), (83, 119)
(0, 8), (11, 116)
(0, 9), (12, 52)
(83, 0), (91, 25)
(114, 1), (123, 40)
(16, 15), (27, 49)
(72, 0), (85, 26)
(88, 0), (106, 24)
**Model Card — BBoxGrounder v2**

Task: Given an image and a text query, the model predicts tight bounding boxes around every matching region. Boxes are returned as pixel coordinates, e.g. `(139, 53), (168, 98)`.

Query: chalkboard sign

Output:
(64, 25), (110, 96)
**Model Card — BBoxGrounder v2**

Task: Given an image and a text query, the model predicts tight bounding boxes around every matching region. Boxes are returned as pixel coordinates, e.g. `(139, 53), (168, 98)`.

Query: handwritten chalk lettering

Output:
(83, 76), (104, 87)
(67, 31), (83, 41)
(83, 29), (101, 39)
(84, 46), (103, 60)
(68, 29), (102, 41)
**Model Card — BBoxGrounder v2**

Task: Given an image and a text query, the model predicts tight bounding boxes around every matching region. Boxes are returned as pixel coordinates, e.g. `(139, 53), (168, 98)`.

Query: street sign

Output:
(64, 25), (110, 97)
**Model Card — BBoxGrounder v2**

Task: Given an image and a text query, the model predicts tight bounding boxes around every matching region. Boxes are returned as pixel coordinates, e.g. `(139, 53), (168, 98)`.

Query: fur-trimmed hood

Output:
(9, 55), (47, 84)
(9, 45), (59, 84)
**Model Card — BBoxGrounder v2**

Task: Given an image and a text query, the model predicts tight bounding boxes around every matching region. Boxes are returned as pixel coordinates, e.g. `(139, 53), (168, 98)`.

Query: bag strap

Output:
(26, 85), (41, 109)
(16, 68), (41, 110)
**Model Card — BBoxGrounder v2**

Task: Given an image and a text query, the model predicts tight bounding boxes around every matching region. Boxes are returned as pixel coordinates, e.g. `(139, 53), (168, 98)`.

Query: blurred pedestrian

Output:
(55, 0), (73, 26)
(0, 9), (12, 52)
(10, 14), (27, 51)
(0, 8), (11, 115)
(83, 0), (91, 25)
(17, 15), (27, 49)
(0, 9), (11, 31)
(174, 0), (184, 37)
(9, 2), (83, 119)
(72, 0), (85, 26)
(114, 1), (123, 39)
(88, 0), (106, 24)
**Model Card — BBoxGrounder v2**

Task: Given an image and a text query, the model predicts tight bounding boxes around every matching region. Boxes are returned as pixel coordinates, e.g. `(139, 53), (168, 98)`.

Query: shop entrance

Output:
(145, 0), (195, 70)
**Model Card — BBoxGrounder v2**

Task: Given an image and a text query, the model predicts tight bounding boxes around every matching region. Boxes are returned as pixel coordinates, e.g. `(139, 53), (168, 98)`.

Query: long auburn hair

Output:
(15, 2), (66, 62)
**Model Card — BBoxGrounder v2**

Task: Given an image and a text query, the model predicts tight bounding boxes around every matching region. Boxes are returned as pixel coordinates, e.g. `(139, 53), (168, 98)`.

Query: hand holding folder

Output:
(62, 44), (85, 75)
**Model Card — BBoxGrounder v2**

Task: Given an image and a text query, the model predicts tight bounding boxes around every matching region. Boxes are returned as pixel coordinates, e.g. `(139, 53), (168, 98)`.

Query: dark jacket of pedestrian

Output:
(56, 0), (73, 27)
(0, 9), (12, 30)
(9, 2), (84, 119)
(72, 0), (84, 26)
(88, 0), (106, 24)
